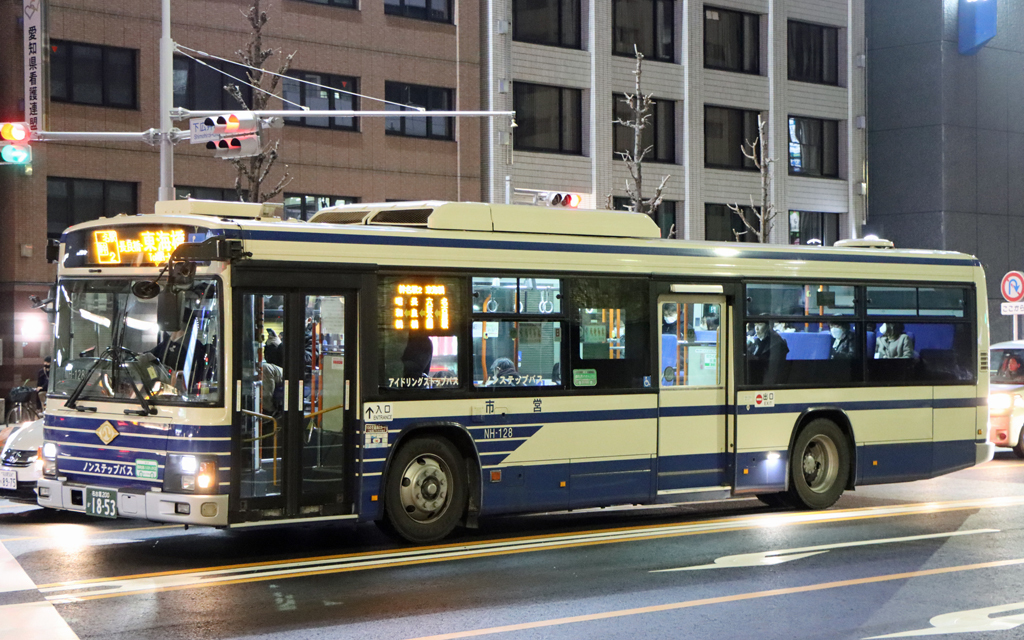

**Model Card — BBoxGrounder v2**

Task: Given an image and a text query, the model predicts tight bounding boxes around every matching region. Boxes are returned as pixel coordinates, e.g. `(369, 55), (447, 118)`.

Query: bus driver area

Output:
(33, 199), (992, 542)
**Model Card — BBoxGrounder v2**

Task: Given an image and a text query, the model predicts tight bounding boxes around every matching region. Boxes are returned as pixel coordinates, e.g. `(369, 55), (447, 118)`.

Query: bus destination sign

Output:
(91, 228), (187, 266)
(393, 283), (450, 332)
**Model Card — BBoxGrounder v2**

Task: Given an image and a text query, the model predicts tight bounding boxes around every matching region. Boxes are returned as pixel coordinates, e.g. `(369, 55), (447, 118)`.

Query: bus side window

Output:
(378, 276), (462, 391)
(570, 277), (650, 389)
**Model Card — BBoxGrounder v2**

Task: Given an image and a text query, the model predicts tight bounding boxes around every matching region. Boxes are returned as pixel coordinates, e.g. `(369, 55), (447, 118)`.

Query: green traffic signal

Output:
(1, 143), (31, 164)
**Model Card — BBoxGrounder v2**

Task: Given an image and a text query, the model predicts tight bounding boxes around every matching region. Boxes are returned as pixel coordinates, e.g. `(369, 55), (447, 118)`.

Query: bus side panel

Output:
(358, 395), (658, 520)
(932, 385), (985, 475)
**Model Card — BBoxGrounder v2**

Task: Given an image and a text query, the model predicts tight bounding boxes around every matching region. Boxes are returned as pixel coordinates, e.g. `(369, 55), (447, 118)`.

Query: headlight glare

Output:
(179, 455), (197, 474)
(42, 442), (57, 459)
(990, 393), (1013, 411)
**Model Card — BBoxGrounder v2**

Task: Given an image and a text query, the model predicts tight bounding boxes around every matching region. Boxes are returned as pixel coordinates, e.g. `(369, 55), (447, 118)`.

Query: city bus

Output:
(36, 199), (993, 543)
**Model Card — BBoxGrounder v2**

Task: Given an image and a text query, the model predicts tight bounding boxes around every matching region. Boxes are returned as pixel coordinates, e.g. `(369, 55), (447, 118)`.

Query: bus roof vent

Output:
(308, 209), (372, 224)
(834, 238), (896, 249)
(154, 199), (282, 219)
(368, 208), (433, 226)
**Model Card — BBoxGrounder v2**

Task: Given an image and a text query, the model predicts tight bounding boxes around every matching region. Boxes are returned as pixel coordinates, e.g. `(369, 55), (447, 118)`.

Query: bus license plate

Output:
(0, 469), (16, 491)
(85, 488), (118, 518)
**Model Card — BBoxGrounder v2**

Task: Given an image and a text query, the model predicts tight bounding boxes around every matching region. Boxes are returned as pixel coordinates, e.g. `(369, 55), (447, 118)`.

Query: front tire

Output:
(382, 436), (467, 544)
(786, 419), (850, 510)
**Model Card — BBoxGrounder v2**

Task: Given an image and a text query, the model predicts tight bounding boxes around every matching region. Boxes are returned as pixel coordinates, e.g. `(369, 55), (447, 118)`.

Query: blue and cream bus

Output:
(36, 199), (993, 542)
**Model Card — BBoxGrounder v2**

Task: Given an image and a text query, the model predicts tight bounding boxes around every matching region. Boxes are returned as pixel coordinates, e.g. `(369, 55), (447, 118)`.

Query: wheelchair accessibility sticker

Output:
(364, 424), (389, 448)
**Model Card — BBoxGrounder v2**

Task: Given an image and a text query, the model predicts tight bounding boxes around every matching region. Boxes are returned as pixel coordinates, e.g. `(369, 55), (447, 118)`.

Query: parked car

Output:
(0, 419), (44, 503)
(989, 341), (1024, 458)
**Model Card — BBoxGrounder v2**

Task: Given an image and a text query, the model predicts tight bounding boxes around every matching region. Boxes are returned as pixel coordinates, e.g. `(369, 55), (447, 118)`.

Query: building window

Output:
(788, 116), (839, 177)
(47, 178), (137, 240)
(614, 197), (677, 238)
(385, 82), (454, 140)
(282, 72), (358, 130)
(513, 82), (582, 154)
(172, 56), (253, 111)
(704, 106), (759, 170)
(614, 95), (675, 163)
(612, 0), (674, 62)
(704, 7), (759, 74)
(384, 0), (452, 23)
(788, 20), (839, 85)
(790, 211), (840, 246)
(175, 186), (242, 202)
(50, 41), (137, 109)
(705, 203), (760, 242)
(513, 0), (581, 49)
(283, 194), (359, 221)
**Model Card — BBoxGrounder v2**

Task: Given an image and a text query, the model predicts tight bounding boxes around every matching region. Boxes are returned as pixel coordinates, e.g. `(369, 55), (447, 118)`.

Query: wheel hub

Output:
(399, 455), (450, 523)
(801, 434), (839, 494)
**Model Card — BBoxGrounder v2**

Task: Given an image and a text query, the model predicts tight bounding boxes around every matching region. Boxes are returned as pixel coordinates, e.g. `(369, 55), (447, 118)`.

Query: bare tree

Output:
(225, 0), (296, 203)
(727, 114), (777, 243)
(610, 46), (672, 236)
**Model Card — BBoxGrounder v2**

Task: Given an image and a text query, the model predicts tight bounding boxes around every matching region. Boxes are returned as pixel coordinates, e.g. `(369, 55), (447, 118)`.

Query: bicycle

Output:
(5, 381), (39, 425)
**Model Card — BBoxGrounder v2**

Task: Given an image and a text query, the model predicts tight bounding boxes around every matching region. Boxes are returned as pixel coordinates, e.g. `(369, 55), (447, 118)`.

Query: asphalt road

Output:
(2, 451), (1023, 640)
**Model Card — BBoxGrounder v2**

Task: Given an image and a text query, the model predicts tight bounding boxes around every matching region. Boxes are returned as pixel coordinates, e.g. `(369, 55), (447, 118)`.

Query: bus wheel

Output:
(1013, 427), (1024, 459)
(383, 436), (467, 544)
(786, 419), (850, 510)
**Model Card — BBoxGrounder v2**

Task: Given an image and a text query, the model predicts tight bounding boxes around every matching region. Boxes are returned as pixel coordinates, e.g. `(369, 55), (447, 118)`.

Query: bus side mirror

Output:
(158, 290), (182, 332)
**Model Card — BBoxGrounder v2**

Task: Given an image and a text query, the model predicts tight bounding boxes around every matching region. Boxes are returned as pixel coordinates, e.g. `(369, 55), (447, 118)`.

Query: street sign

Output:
(188, 117), (219, 145)
(1001, 271), (1024, 303)
(1002, 302), (1024, 316)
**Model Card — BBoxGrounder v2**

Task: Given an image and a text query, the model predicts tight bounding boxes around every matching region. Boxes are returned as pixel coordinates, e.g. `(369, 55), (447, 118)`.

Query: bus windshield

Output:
(50, 278), (221, 406)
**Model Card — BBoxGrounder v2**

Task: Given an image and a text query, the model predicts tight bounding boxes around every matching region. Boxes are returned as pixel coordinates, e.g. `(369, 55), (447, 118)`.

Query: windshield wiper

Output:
(64, 346), (115, 410)
(63, 346), (157, 416)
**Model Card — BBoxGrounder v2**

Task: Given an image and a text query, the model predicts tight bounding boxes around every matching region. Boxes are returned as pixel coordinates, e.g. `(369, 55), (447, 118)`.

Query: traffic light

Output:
(0, 122), (32, 165)
(543, 192), (581, 208)
(204, 113), (260, 159)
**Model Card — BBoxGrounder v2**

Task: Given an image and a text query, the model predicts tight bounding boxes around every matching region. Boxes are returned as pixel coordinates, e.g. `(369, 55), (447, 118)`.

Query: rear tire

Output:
(786, 419), (850, 510)
(1013, 427), (1024, 459)
(381, 436), (467, 544)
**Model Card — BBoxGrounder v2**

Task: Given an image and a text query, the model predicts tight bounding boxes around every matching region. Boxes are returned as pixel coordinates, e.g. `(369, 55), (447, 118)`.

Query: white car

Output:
(989, 341), (1024, 458)
(0, 419), (44, 503)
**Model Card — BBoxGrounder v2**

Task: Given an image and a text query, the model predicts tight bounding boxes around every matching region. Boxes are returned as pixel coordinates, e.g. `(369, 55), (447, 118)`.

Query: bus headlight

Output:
(165, 454), (217, 494)
(42, 442), (57, 459)
(990, 393), (1013, 412)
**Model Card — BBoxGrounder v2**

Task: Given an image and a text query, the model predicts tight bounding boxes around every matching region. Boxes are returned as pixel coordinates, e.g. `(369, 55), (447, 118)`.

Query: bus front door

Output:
(656, 295), (730, 498)
(235, 288), (357, 522)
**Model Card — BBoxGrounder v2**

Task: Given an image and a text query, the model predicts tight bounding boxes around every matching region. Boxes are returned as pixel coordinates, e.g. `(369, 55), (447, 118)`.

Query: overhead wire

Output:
(174, 44), (424, 111)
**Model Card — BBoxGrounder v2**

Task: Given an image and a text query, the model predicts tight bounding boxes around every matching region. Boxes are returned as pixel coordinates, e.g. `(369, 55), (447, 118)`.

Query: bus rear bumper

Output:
(976, 441), (995, 465)
(36, 478), (228, 527)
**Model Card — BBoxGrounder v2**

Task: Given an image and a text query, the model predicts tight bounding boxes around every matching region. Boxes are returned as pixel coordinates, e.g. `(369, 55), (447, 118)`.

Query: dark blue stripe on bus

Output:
(736, 396), (985, 416)
(660, 405), (728, 417)
(44, 414), (233, 438)
(242, 229), (981, 267)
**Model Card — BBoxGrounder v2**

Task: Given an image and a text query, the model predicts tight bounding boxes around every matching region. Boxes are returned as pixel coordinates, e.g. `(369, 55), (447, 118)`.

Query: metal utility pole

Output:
(158, 0), (175, 201)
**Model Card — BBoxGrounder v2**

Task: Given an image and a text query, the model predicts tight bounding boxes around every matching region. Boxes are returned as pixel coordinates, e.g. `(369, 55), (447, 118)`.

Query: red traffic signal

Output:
(546, 192), (580, 208)
(202, 113), (260, 159)
(1, 122), (30, 142)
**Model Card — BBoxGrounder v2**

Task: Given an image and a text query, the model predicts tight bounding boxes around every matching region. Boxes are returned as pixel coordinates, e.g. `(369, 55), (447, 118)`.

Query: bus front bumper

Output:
(977, 441), (996, 465)
(36, 478), (228, 527)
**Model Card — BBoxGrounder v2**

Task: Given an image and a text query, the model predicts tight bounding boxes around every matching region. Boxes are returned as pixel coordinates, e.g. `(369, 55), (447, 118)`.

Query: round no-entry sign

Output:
(1002, 271), (1024, 302)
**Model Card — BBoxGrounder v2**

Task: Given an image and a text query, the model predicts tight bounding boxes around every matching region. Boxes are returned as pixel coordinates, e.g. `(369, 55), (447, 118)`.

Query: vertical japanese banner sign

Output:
(23, 0), (43, 132)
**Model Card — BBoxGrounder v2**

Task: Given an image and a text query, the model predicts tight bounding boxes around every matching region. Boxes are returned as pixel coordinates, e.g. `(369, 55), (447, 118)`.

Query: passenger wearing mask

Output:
(875, 322), (913, 359)
(829, 322), (854, 359)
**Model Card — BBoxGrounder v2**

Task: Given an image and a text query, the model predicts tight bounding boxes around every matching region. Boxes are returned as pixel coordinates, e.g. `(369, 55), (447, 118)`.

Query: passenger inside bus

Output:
(488, 357), (521, 386)
(747, 321), (790, 384)
(401, 334), (434, 380)
(875, 322), (914, 359)
(829, 322), (854, 359)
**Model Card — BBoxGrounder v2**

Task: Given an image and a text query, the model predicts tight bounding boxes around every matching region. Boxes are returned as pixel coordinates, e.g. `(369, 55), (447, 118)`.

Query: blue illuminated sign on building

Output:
(958, 0), (997, 55)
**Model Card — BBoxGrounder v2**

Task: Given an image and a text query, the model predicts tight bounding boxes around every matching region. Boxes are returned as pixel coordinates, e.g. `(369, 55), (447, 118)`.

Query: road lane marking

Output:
(0, 523), (180, 543)
(31, 495), (1024, 602)
(652, 529), (1000, 571)
(864, 601), (1024, 638)
(0, 542), (79, 639)
(404, 558), (1024, 640)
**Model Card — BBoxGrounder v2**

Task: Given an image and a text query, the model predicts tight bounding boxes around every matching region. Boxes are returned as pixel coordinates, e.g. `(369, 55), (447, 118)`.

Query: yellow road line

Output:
(404, 557), (1024, 640)
(38, 496), (1024, 595)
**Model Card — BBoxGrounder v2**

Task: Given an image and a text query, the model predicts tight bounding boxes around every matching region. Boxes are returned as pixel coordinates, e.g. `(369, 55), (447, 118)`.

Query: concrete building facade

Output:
(866, 0), (1020, 343)
(483, 0), (867, 245)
